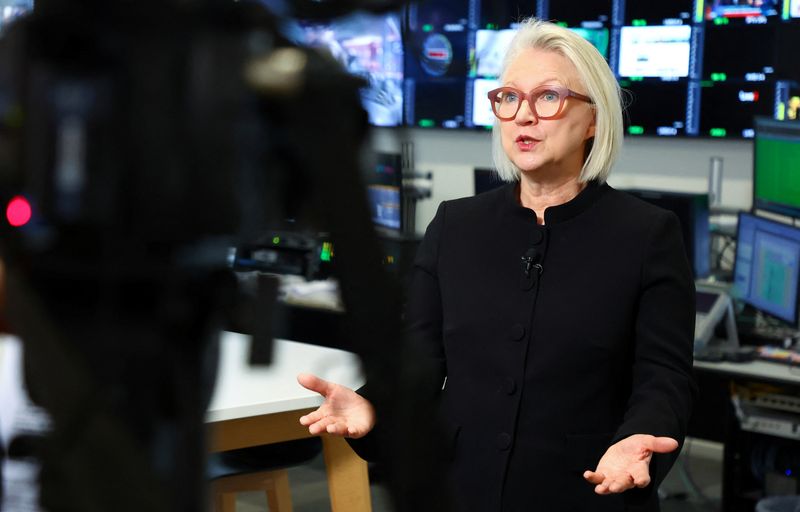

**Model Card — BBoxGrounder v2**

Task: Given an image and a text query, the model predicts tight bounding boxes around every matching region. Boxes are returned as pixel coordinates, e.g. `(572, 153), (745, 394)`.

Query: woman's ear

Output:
(585, 110), (596, 140)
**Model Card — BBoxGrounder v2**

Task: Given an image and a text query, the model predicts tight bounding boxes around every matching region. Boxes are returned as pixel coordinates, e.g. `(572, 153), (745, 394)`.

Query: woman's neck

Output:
(518, 174), (586, 225)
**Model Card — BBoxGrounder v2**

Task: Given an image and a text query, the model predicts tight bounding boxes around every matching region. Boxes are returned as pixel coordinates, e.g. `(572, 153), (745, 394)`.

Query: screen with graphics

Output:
(296, 11), (403, 127)
(366, 153), (403, 230)
(404, 0), (469, 128)
(753, 118), (800, 219)
(733, 212), (800, 325)
(618, 25), (691, 78)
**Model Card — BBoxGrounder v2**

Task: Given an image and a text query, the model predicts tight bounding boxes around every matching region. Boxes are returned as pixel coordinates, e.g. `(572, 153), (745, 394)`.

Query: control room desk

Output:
(207, 331), (370, 512)
(693, 358), (800, 511)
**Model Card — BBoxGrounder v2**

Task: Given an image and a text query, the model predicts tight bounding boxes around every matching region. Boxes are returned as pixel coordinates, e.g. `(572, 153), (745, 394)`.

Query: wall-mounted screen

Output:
(621, 81), (689, 136)
(624, 1), (694, 25)
(474, 29), (516, 78)
(705, 0), (781, 22)
(296, 11), (403, 127)
(617, 25), (691, 78)
(405, 0), (470, 128)
(471, 78), (499, 127)
(544, 0), (613, 28)
(569, 27), (610, 59)
(479, 0), (535, 28)
(699, 81), (775, 138)
(702, 25), (776, 82)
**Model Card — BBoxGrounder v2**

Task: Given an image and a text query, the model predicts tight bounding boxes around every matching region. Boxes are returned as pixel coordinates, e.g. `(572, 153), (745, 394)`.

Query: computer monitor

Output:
(473, 167), (505, 195)
(732, 212), (800, 326)
(366, 153), (403, 230)
(753, 117), (800, 219)
(624, 189), (711, 279)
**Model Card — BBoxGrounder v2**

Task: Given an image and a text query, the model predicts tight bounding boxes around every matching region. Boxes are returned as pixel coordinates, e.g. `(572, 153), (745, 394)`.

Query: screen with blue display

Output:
(733, 212), (800, 326)
(366, 152), (403, 230)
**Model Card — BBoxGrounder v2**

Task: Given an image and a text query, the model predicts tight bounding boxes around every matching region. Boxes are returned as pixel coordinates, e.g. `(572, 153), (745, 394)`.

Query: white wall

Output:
(370, 127), (752, 234)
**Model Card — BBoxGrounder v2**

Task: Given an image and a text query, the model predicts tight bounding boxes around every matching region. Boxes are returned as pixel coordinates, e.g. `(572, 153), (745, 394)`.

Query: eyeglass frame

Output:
(487, 85), (594, 121)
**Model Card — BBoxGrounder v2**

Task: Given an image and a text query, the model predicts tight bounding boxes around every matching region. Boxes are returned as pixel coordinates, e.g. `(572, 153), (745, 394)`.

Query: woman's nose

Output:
(515, 99), (538, 125)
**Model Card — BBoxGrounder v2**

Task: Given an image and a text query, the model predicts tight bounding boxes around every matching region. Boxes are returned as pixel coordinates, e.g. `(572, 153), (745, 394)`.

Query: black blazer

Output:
(398, 181), (697, 512)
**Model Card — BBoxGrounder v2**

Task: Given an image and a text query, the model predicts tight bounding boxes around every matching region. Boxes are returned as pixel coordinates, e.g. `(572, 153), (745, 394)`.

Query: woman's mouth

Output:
(515, 135), (538, 151)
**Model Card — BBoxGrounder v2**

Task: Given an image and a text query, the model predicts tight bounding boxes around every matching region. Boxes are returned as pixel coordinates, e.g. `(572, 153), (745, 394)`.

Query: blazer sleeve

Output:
(614, 210), (698, 501)
(404, 201), (448, 395)
(346, 201), (449, 461)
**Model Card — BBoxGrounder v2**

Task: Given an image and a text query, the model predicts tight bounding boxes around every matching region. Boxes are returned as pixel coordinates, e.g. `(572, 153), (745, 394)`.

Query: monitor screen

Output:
(479, 0), (535, 28)
(569, 27), (610, 59)
(471, 78), (499, 127)
(404, 0), (470, 129)
(295, 11), (403, 127)
(702, 24), (777, 83)
(624, 1), (694, 25)
(366, 153), (403, 230)
(621, 80), (689, 136)
(733, 212), (800, 325)
(699, 81), (776, 138)
(753, 117), (800, 219)
(474, 167), (505, 195)
(705, 0), (781, 22)
(474, 29), (516, 78)
(545, 0), (613, 28)
(617, 25), (691, 79)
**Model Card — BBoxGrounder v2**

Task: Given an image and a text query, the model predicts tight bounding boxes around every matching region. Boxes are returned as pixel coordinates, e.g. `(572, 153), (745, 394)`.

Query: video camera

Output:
(0, 1), (447, 511)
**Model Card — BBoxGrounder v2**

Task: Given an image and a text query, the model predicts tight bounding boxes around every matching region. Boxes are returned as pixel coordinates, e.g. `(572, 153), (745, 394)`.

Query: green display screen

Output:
(754, 119), (800, 218)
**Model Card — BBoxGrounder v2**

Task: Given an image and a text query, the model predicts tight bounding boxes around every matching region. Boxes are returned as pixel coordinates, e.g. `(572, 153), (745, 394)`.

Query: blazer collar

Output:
(502, 179), (606, 225)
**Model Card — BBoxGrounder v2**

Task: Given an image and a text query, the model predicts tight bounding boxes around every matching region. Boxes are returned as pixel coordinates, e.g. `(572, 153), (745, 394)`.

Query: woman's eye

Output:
(540, 91), (559, 102)
(504, 92), (519, 103)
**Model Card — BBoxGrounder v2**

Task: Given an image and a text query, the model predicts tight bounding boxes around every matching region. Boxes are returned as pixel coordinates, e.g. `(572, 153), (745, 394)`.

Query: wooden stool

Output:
(211, 468), (293, 512)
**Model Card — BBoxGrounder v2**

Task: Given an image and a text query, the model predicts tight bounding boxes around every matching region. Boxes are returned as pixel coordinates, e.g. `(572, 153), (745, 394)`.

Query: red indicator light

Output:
(6, 196), (32, 227)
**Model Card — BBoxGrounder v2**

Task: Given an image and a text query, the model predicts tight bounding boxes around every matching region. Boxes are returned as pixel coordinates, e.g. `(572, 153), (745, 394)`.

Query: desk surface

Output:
(694, 358), (800, 385)
(207, 332), (364, 423)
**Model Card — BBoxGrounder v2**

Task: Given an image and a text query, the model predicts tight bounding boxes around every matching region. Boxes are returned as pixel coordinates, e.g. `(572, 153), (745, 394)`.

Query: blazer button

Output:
(530, 229), (544, 245)
(509, 324), (525, 341)
(496, 432), (512, 451)
(503, 377), (516, 395)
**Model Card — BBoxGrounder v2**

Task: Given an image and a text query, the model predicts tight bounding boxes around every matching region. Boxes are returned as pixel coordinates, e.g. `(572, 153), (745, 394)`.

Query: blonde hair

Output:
(491, 18), (623, 183)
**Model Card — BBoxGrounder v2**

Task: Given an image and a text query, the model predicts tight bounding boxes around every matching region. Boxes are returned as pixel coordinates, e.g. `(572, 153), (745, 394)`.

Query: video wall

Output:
(291, 0), (800, 138)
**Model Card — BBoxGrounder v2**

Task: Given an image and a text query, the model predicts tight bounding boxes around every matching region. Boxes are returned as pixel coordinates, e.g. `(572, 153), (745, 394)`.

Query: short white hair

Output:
(491, 18), (623, 183)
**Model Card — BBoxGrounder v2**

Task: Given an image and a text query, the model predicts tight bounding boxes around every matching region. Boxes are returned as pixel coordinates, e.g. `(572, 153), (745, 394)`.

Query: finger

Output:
(606, 475), (634, 493)
(299, 409), (326, 426)
(594, 482), (610, 495)
(297, 373), (334, 397)
(307, 416), (338, 435)
(583, 471), (605, 485)
(325, 421), (349, 436)
(649, 436), (679, 454)
(629, 461), (652, 488)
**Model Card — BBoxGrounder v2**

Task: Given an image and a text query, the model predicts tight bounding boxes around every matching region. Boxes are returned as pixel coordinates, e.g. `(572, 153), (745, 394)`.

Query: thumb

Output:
(647, 436), (679, 454)
(297, 373), (333, 397)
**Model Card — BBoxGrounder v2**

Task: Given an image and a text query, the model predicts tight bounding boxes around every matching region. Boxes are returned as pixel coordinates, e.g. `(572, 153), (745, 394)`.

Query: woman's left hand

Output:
(583, 434), (678, 494)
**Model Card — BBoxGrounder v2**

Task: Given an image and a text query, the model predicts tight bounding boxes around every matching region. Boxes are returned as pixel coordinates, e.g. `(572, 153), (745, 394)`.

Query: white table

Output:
(207, 331), (370, 512)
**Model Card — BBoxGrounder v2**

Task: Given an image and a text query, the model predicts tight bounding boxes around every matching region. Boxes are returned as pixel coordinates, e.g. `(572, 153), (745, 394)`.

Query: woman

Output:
(298, 18), (696, 511)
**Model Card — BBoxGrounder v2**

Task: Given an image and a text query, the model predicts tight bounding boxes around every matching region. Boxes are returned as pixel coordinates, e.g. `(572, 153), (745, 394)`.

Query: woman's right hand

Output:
(297, 373), (376, 438)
